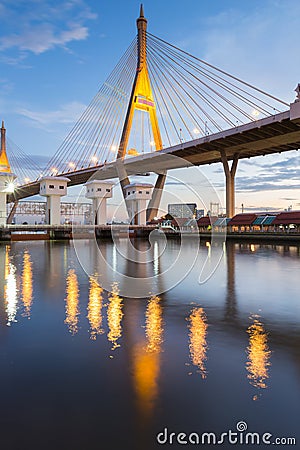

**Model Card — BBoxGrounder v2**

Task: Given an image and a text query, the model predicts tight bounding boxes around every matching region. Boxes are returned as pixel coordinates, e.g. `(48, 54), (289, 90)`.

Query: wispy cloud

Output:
(0, 0), (97, 60)
(17, 101), (87, 129)
(0, 24), (88, 55)
(179, 0), (300, 103)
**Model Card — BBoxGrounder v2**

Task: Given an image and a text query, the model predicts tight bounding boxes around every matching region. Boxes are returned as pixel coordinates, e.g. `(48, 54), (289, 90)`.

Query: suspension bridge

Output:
(2, 5), (300, 224)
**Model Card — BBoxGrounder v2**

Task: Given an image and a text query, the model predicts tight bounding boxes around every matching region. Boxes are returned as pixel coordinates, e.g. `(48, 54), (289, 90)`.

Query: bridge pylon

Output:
(0, 121), (17, 225)
(117, 5), (166, 222)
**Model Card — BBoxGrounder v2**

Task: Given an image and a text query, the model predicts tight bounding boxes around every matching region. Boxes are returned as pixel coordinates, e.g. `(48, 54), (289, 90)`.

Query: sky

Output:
(1, 0), (300, 214)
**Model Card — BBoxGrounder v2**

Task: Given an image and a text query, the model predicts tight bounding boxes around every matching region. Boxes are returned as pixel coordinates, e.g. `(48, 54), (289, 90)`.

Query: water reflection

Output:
(145, 295), (163, 353)
(153, 241), (159, 276)
(188, 307), (208, 378)
(21, 250), (33, 319)
(246, 315), (271, 395)
(133, 296), (163, 421)
(65, 269), (80, 335)
(225, 242), (238, 321)
(5, 255), (18, 326)
(107, 283), (123, 350)
(87, 276), (104, 340)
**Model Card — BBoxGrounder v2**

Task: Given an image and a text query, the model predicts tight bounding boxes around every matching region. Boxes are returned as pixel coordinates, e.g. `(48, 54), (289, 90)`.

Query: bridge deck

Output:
(10, 108), (300, 202)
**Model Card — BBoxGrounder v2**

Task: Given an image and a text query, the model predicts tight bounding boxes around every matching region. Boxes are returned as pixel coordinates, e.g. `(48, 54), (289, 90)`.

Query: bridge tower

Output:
(39, 176), (70, 225)
(0, 121), (17, 225)
(117, 5), (166, 222)
(85, 180), (113, 225)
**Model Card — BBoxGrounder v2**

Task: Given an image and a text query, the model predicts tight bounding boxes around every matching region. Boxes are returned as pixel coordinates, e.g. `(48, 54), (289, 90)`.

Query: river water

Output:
(0, 239), (299, 449)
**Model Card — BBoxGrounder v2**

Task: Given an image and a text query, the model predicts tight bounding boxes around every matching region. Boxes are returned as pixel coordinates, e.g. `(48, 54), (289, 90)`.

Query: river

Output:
(0, 239), (299, 449)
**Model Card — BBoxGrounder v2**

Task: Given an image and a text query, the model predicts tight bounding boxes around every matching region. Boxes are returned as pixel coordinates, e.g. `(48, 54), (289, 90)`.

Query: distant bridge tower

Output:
(39, 176), (70, 225)
(0, 121), (17, 225)
(117, 5), (166, 222)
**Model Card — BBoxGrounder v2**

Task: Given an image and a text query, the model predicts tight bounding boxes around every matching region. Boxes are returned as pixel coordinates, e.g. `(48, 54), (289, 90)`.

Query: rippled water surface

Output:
(0, 239), (299, 449)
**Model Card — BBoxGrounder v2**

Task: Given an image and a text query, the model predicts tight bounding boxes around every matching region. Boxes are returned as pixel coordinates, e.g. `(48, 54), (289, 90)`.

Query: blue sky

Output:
(1, 0), (300, 213)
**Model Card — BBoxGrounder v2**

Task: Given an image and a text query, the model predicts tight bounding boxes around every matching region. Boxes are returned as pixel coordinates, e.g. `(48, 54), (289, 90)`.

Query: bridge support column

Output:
(147, 171), (167, 222)
(85, 180), (113, 225)
(116, 159), (130, 200)
(124, 183), (153, 225)
(220, 152), (239, 218)
(39, 176), (70, 225)
(0, 177), (16, 225)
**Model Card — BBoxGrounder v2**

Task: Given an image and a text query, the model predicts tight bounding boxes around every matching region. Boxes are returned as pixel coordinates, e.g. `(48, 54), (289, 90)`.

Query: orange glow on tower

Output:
(0, 121), (11, 173)
(117, 6), (162, 160)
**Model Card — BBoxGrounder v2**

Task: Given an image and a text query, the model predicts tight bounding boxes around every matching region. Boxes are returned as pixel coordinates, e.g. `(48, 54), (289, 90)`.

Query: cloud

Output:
(180, 0), (300, 103)
(242, 205), (282, 212)
(0, 24), (88, 54)
(0, 0), (97, 59)
(236, 171), (300, 192)
(0, 24), (88, 55)
(17, 101), (87, 129)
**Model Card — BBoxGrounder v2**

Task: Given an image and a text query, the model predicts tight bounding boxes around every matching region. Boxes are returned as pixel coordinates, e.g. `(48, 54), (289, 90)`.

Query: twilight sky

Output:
(1, 0), (300, 213)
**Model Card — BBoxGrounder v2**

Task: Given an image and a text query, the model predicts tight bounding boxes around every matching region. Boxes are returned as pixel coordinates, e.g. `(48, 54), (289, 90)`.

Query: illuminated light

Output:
(188, 307), (208, 378)
(150, 140), (155, 146)
(250, 244), (255, 252)
(64, 269), (80, 335)
(24, 177), (31, 184)
(68, 162), (76, 169)
(145, 295), (163, 353)
(91, 156), (98, 163)
(5, 182), (15, 193)
(5, 260), (18, 326)
(51, 167), (58, 175)
(21, 250), (33, 319)
(193, 128), (200, 134)
(87, 276), (104, 340)
(107, 282), (123, 350)
(246, 315), (271, 391)
(110, 145), (117, 152)
(251, 109), (260, 117)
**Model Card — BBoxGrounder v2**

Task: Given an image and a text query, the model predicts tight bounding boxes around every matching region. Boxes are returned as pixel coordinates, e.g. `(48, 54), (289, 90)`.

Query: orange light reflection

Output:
(246, 315), (271, 391)
(107, 283), (123, 350)
(188, 307), (208, 378)
(64, 269), (80, 335)
(21, 250), (33, 319)
(87, 276), (104, 340)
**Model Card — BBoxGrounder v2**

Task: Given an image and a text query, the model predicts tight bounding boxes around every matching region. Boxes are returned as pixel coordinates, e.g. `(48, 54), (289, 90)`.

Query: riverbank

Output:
(0, 224), (300, 242)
